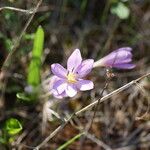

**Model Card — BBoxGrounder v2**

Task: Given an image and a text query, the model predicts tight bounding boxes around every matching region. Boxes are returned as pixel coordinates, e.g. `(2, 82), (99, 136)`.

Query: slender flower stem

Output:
(80, 71), (110, 149)
(88, 77), (110, 131)
(79, 76), (110, 149)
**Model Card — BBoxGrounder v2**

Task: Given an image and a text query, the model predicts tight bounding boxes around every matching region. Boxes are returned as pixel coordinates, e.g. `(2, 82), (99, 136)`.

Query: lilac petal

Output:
(67, 49), (82, 72)
(53, 79), (67, 94)
(117, 47), (132, 52)
(49, 76), (60, 90)
(51, 89), (60, 98)
(65, 84), (77, 97)
(118, 58), (132, 63)
(103, 57), (133, 66)
(77, 80), (94, 91)
(113, 63), (136, 69)
(94, 47), (133, 68)
(53, 91), (67, 99)
(103, 49), (132, 65)
(51, 63), (67, 78)
(77, 59), (94, 78)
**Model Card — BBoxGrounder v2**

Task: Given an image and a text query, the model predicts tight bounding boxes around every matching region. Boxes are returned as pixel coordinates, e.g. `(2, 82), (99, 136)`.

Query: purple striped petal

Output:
(102, 48), (132, 66)
(94, 47), (135, 69)
(49, 76), (60, 91)
(65, 84), (77, 97)
(52, 91), (67, 99)
(76, 59), (94, 78)
(51, 63), (67, 78)
(77, 80), (94, 91)
(113, 63), (136, 69)
(117, 47), (132, 52)
(67, 49), (82, 72)
(53, 79), (67, 94)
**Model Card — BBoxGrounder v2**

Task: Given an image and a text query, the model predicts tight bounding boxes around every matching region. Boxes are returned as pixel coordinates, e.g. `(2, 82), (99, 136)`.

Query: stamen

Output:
(67, 72), (77, 83)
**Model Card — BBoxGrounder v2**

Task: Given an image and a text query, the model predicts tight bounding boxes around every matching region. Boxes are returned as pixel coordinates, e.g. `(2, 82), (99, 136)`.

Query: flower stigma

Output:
(67, 72), (77, 83)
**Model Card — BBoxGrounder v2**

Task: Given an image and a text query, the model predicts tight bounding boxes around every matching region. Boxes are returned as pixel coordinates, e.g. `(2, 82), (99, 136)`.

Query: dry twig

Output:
(34, 72), (150, 149)
(0, 0), (43, 71)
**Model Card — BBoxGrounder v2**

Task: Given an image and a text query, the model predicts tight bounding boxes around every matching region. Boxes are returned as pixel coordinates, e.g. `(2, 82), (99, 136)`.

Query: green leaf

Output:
(16, 92), (31, 101)
(32, 26), (44, 59)
(5, 38), (13, 52)
(27, 26), (44, 87)
(111, 2), (130, 19)
(27, 58), (41, 86)
(5, 118), (22, 136)
(0, 136), (6, 144)
(24, 33), (35, 40)
(8, 137), (15, 143)
(16, 89), (38, 103)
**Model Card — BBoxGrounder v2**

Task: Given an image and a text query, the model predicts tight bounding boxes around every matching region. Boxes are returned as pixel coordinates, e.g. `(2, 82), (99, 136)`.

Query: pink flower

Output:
(94, 47), (136, 69)
(51, 49), (94, 99)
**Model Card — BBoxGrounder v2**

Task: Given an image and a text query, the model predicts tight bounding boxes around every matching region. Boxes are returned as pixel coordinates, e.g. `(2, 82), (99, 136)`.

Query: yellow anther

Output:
(67, 72), (77, 83)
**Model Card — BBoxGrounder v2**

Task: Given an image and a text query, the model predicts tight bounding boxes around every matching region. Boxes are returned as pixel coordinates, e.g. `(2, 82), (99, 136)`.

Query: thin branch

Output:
(87, 76), (110, 131)
(0, 0), (43, 121)
(79, 74), (110, 148)
(67, 116), (112, 150)
(34, 114), (74, 150)
(0, 6), (35, 14)
(34, 72), (150, 149)
(0, 5), (70, 14)
(85, 132), (112, 150)
(76, 72), (150, 115)
(0, 0), (43, 71)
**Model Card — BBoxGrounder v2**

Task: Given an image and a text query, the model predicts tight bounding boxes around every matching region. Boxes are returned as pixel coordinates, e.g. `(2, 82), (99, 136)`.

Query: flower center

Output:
(67, 72), (77, 83)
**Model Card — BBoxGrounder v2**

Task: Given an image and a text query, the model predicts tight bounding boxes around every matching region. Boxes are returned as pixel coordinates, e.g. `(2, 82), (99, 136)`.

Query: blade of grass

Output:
(32, 26), (44, 58)
(56, 132), (84, 150)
